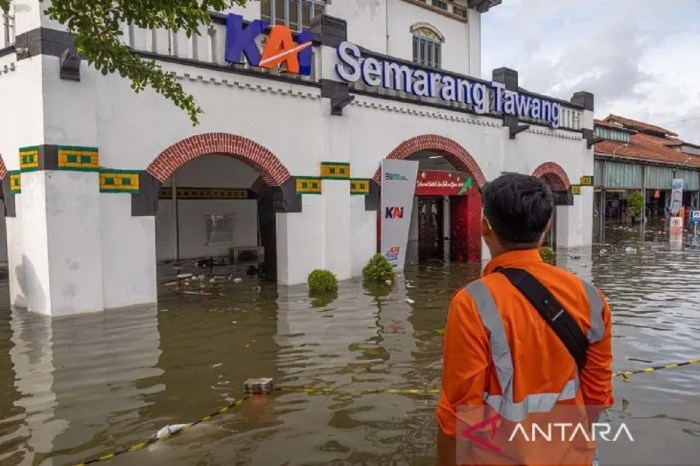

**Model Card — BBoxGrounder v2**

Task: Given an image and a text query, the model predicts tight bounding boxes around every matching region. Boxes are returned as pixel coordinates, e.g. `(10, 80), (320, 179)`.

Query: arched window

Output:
(411, 23), (444, 69)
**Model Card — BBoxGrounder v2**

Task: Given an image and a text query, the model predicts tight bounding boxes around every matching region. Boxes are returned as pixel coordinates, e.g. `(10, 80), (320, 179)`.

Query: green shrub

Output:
(307, 269), (338, 294)
(627, 190), (645, 217)
(539, 246), (556, 265)
(362, 254), (396, 284)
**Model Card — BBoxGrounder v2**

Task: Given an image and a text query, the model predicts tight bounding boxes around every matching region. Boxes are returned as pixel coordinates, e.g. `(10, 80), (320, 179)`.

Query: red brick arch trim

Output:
(0, 155), (6, 179)
(531, 162), (571, 191)
(147, 133), (291, 186)
(372, 135), (487, 188)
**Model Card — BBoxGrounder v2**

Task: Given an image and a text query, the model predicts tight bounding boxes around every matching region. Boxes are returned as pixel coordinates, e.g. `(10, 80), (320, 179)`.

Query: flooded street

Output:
(1, 230), (699, 466)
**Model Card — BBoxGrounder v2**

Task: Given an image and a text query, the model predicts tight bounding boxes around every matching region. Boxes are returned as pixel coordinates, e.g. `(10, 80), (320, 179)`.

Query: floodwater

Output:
(1, 228), (699, 466)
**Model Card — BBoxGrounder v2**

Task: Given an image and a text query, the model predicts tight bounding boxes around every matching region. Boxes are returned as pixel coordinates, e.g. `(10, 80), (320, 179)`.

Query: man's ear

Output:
(482, 216), (491, 238)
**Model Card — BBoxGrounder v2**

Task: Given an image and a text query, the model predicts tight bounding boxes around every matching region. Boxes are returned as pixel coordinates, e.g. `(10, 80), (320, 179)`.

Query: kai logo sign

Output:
(385, 206), (405, 219)
(225, 14), (313, 75)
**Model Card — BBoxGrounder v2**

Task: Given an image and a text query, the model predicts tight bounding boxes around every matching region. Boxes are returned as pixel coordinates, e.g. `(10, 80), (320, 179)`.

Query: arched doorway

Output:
(376, 135), (486, 263)
(147, 133), (293, 279)
(532, 162), (572, 249)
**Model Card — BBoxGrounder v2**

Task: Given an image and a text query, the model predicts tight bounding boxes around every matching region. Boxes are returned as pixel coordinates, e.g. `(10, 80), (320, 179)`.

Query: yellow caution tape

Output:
(74, 358), (698, 464)
(612, 359), (700, 382)
(75, 396), (250, 465)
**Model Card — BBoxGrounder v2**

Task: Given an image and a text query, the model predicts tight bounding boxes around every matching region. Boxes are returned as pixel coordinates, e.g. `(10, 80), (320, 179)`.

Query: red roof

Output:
(594, 131), (700, 168)
(604, 114), (678, 137)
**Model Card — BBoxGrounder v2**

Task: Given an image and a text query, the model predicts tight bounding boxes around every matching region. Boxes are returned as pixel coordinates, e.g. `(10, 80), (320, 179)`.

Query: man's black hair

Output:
(482, 174), (554, 248)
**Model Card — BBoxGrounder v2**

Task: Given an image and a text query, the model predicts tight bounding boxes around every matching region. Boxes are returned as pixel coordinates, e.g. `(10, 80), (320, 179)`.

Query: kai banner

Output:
(381, 160), (419, 271)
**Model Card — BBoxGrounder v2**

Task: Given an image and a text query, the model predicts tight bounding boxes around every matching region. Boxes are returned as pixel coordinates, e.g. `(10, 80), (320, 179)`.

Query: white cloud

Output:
(481, 0), (700, 142)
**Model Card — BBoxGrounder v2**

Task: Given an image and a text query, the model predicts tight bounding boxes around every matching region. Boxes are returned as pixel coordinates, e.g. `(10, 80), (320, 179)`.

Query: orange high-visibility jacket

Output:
(436, 249), (614, 445)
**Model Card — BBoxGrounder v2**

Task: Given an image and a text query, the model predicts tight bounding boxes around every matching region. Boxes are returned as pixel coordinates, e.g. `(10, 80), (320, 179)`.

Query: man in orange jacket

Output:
(435, 174), (613, 465)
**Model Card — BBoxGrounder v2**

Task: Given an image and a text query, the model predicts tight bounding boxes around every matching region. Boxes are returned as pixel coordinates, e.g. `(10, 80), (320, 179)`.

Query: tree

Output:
(0, 0), (247, 125)
(627, 190), (645, 223)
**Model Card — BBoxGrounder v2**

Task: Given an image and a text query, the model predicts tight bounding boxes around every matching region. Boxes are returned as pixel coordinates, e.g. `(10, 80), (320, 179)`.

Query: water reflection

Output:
(0, 228), (698, 465)
(2, 305), (161, 465)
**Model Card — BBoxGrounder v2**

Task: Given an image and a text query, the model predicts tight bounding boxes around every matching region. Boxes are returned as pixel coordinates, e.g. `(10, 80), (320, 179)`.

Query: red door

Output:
(450, 188), (481, 262)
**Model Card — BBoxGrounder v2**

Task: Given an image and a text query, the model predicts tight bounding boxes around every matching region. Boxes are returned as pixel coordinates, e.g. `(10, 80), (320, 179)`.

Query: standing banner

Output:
(670, 178), (683, 216)
(669, 179), (683, 246)
(381, 159), (419, 270)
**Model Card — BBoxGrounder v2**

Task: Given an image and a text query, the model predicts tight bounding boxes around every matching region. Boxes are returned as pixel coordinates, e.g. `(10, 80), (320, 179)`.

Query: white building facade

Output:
(0, 0), (596, 316)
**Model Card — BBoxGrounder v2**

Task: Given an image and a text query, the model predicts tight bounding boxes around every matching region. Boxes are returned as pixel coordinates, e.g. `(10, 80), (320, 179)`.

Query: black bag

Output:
(496, 267), (589, 369)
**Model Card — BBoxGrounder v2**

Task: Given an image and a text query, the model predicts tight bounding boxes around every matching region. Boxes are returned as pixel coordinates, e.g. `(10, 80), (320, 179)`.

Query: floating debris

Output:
(176, 273), (193, 279)
(406, 298), (415, 304)
(155, 424), (188, 440)
(233, 277), (243, 284)
(624, 247), (637, 254)
(599, 249), (608, 256)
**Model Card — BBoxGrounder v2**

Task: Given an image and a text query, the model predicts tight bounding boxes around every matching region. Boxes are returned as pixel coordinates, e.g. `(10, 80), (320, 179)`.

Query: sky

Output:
(481, 0), (700, 142)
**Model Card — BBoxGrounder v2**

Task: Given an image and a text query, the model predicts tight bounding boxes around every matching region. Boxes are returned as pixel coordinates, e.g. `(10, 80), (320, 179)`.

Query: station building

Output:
(0, 0), (596, 315)
(593, 115), (700, 232)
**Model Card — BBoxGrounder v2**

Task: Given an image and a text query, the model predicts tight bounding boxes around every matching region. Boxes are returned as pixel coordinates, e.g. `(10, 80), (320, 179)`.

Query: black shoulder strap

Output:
(497, 267), (589, 370)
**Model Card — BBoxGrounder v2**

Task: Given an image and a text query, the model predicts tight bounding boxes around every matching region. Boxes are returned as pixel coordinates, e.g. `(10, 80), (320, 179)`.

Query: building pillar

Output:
(100, 182), (158, 310)
(570, 91), (596, 248)
(18, 167), (104, 315)
(276, 196), (324, 285)
(9, 20), (109, 314)
(312, 14), (364, 279)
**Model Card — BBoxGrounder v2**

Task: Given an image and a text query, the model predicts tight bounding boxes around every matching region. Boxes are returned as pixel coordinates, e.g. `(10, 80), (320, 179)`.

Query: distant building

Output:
(593, 114), (700, 229)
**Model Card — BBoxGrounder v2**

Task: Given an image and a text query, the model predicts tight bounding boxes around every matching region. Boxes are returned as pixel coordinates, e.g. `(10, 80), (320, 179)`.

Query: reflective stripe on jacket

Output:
(436, 249), (613, 437)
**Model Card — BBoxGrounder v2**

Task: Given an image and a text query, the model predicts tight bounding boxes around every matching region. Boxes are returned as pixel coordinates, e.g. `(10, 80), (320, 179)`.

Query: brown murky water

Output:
(1, 228), (699, 465)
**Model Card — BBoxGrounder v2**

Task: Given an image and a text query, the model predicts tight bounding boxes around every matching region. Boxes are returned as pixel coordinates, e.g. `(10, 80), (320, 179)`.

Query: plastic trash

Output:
(233, 277), (243, 283)
(176, 273), (193, 279)
(624, 247), (637, 254)
(406, 298), (415, 304)
(155, 424), (188, 440)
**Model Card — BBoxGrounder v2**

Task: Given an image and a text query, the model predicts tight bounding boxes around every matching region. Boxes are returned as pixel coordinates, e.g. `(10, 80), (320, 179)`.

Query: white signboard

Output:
(670, 178), (683, 216)
(380, 159), (419, 271)
(670, 216), (683, 244)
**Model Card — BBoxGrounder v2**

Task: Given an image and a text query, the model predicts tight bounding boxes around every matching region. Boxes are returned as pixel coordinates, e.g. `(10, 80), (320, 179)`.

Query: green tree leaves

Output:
(2, 0), (247, 125)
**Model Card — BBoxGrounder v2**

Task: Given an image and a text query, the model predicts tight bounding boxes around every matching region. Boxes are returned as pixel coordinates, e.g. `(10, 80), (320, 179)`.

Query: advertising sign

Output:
(670, 178), (683, 216)
(415, 170), (473, 196)
(381, 160), (419, 270)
